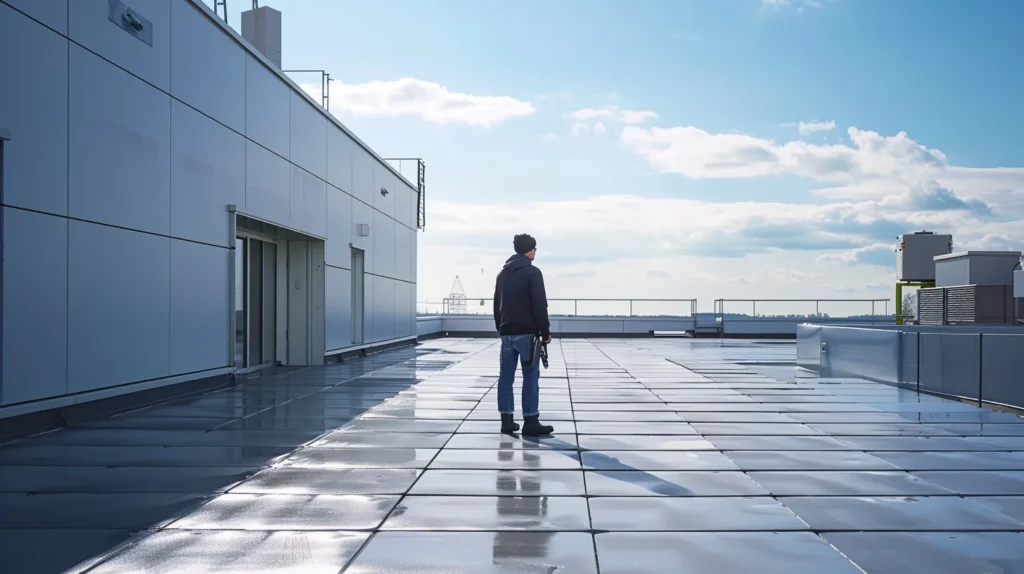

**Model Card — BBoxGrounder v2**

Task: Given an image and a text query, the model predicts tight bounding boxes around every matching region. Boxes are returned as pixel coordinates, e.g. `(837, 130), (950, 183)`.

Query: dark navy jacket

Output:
(493, 254), (550, 338)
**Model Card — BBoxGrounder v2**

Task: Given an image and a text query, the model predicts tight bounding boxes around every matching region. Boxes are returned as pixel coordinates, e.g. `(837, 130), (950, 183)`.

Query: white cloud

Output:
(325, 77), (534, 127)
(762, 0), (823, 9)
(567, 106), (657, 137)
(418, 119), (1024, 307)
(797, 119), (836, 135)
(621, 125), (951, 182)
(569, 106), (658, 125)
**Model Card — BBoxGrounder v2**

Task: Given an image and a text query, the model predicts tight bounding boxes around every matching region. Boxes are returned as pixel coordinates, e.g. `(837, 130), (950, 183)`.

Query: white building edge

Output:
(0, 0), (421, 424)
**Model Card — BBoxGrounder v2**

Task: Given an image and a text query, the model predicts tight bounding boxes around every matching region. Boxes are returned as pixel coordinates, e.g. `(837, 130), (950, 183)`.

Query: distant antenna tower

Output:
(448, 276), (467, 314)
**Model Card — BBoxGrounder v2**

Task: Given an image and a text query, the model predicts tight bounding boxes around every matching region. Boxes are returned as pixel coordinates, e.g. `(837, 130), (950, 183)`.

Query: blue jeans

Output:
(497, 335), (540, 417)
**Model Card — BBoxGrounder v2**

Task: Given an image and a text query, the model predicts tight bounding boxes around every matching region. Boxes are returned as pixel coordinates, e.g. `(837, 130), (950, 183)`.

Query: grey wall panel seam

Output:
(168, 5), (174, 378)
(0, 0), (63, 37)
(64, 15), (71, 398)
(62, 34), (416, 233)
(0, 205), (234, 251)
(323, 264), (419, 286)
(182, 0), (415, 191)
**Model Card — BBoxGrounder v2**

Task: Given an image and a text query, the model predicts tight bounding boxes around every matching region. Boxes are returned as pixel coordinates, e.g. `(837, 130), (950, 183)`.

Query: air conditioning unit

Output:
(917, 284), (1014, 325)
(897, 231), (952, 282)
(935, 251), (1021, 287)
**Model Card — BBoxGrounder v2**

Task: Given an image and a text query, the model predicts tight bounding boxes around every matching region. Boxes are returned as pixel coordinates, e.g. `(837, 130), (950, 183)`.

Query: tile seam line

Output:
(76, 354), (412, 572)
(566, 339), (602, 573)
(340, 338), (499, 570)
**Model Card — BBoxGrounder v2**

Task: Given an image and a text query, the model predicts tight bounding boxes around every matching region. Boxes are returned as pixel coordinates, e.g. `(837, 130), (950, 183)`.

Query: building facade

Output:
(0, 0), (420, 420)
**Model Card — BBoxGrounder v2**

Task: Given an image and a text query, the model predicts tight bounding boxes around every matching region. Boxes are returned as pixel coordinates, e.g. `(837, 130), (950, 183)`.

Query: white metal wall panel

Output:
(373, 211), (396, 279)
(325, 185), (352, 269)
(372, 277), (396, 342)
(394, 280), (412, 337)
(170, 100), (244, 247)
(69, 45), (171, 234)
(169, 0), (245, 133)
(326, 126), (354, 192)
(409, 185), (419, 231)
(1, 208), (68, 405)
(289, 165), (327, 237)
(67, 221), (171, 393)
(394, 182), (413, 229)
(169, 239), (229, 374)
(363, 274), (375, 343)
(350, 147), (374, 206)
(244, 139), (289, 224)
(410, 280), (417, 335)
(373, 163), (397, 218)
(351, 199), (374, 274)
(325, 266), (352, 352)
(2, 0), (68, 34)
(395, 225), (412, 282)
(289, 93), (327, 180)
(0, 4), (68, 215)
(244, 55), (289, 158)
(69, 0), (171, 92)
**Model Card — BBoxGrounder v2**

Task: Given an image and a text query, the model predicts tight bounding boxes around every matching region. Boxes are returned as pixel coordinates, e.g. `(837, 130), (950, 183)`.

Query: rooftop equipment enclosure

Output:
(897, 231), (952, 282)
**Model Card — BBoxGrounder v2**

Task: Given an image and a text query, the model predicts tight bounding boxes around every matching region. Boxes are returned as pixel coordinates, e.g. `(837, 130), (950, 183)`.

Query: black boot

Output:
(522, 415), (553, 436)
(500, 414), (520, 435)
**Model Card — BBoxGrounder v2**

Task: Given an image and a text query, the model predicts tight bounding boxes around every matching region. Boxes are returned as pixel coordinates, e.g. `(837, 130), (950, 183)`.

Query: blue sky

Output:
(216, 0), (1024, 310)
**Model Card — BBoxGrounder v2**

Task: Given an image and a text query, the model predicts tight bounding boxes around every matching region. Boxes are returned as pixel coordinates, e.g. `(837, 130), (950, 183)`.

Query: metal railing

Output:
(713, 299), (893, 325)
(423, 298), (698, 318)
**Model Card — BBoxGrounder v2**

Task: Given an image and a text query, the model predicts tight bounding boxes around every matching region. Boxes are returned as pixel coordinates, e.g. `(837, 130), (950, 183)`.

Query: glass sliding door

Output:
(247, 239), (263, 366)
(234, 237), (246, 367)
(235, 235), (277, 370)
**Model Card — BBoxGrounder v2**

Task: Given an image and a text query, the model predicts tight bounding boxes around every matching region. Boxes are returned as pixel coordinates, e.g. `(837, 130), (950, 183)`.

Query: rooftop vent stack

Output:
(241, 5), (282, 69)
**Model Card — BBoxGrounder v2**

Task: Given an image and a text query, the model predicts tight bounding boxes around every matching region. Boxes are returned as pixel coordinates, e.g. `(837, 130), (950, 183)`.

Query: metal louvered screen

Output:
(918, 288), (946, 325)
(919, 285), (1014, 325)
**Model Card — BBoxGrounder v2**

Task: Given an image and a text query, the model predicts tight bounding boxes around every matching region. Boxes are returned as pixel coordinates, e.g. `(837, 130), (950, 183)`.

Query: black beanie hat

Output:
(513, 233), (537, 254)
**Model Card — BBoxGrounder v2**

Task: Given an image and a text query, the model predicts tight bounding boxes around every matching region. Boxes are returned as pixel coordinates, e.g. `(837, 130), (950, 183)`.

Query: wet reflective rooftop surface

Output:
(3, 338), (1024, 573)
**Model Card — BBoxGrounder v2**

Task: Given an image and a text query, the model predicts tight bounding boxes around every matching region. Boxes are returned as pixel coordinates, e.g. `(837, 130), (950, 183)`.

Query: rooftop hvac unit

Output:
(917, 285), (1015, 325)
(946, 285), (1014, 325)
(917, 287), (946, 326)
(897, 231), (952, 282)
(935, 251), (1021, 287)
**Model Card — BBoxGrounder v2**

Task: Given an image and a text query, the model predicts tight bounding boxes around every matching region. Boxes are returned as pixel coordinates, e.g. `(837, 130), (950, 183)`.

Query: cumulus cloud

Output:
(325, 77), (534, 127)
(818, 244), (896, 268)
(620, 125), (948, 182)
(419, 116), (1024, 304)
(568, 106), (657, 136)
(569, 106), (659, 125)
(798, 119), (836, 135)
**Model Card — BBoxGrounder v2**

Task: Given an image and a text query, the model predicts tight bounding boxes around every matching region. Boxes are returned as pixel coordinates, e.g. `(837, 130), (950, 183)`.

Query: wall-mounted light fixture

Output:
(380, 187), (389, 197)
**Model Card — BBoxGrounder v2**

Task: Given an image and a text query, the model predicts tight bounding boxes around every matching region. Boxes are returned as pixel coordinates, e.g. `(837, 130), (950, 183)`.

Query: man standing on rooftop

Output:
(493, 233), (554, 436)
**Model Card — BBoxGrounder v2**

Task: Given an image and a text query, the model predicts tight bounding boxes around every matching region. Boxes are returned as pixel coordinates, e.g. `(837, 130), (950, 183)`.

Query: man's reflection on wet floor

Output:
(491, 441), (557, 572)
